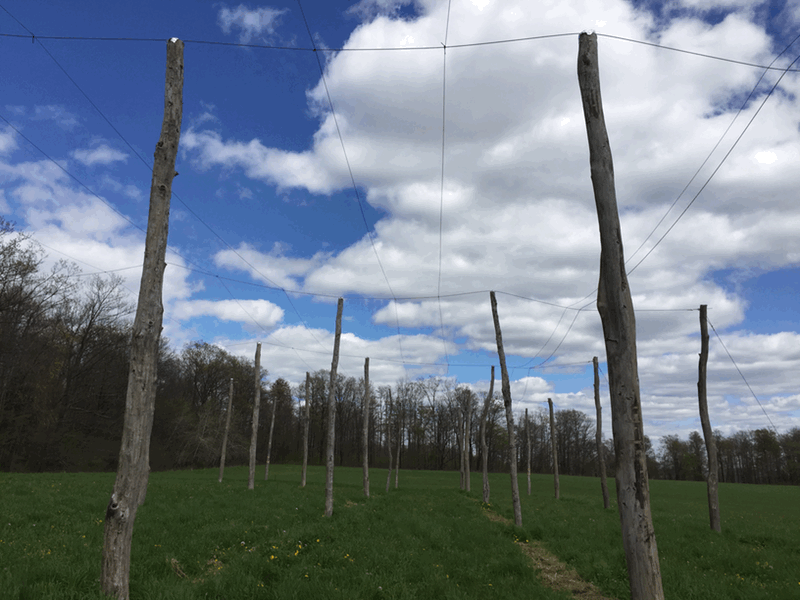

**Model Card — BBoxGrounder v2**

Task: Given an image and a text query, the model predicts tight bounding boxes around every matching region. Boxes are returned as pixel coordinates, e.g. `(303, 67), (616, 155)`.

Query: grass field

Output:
(0, 465), (797, 599)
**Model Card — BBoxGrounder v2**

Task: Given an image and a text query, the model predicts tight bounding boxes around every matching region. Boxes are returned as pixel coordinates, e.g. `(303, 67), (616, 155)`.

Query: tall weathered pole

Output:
(385, 390), (394, 493)
(101, 38), (183, 600)
(480, 366), (495, 503)
(489, 291), (522, 527)
(324, 298), (344, 517)
(218, 378), (234, 483)
(698, 305), (721, 532)
(248, 342), (262, 490)
(594, 357), (610, 509)
(578, 32), (664, 600)
(301, 372), (311, 487)
(264, 393), (277, 480)
(548, 398), (560, 499)
(525, 408), (531, 496)
(362, 357), (370, 497)
(464, 396), (472, 492)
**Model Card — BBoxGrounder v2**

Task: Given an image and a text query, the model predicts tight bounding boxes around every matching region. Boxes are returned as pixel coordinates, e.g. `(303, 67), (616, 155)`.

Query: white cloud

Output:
(72, 144), (128, 166)
(217, 4), (288, 44)
(0, 126), (16, 155)
(174, 298), (285, 328)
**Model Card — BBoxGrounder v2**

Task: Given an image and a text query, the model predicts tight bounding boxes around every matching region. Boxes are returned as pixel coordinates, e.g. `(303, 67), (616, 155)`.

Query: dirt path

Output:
(481, 506), (617, 600)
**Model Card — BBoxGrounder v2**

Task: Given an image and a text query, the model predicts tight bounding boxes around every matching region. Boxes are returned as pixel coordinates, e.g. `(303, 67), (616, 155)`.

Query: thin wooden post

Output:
(463, 392), (472, 492)
(698, 305), (721, 532)
(394, 405), (401, 489)
(578, 32), (664, 600)
(264, 393), (277, 480)
(489, 291), (522, 527)
(385, 390), (394, 493)
(218, 378), (234, 483)
(594, 357), (610, 509)
(324, 298), (344, 517)
(101, 38), (183, 600)
(457, 405), (465, 490)
(362, 357), (370, 497)
(480, 366), (494, 503)
(548, 398), (560, 499)
(248, 342), (262, 490)
(301, 372), (310, 487)
(526, 408), (531, 496)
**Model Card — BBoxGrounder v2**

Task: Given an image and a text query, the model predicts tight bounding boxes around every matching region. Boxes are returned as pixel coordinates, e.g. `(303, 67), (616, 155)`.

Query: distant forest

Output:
(2, 219), (799, 484)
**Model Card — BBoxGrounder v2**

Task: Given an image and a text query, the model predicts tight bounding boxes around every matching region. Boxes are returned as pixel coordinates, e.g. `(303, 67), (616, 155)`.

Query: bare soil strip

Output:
(481, 506), (617, 600)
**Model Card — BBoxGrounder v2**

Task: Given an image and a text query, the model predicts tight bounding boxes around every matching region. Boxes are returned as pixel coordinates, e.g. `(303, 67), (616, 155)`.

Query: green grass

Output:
(0, 467), (797, 599)
(488, 473), (800, 599)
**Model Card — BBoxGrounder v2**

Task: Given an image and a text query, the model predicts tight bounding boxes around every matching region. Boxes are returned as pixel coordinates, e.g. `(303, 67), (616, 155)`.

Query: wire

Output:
(707, 318), (778, 433)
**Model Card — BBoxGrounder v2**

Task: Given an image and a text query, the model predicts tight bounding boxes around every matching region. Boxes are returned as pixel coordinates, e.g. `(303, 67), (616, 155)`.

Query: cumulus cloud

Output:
(217, 4), (288, 44)
(174, 298), (285, 328)
(72, 144), (128, 166)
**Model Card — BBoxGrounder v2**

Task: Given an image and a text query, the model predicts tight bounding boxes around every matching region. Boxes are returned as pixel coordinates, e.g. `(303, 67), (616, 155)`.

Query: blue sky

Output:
(2, 0), (800, 443)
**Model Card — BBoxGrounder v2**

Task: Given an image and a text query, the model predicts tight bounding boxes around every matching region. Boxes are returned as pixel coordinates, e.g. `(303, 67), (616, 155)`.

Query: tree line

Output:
(1, 220), (798, 484)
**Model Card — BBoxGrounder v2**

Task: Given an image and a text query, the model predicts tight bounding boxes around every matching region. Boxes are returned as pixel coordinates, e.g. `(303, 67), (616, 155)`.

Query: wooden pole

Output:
(578, 32), (664, 600)
(385, 390), (394, 493)
(264, 393), (276, 480)
(525, 408), (532, 495)
(324, 298), (343, 517)
(218, 378), (234, 483)
(301, 372), (310, 488)
(480, 366), (494, 503)
(489, 291), (522, 527)
(394, 405), (401, 489)
(101, 38), (183, 600)
(248, 342), (262, 490)
(464, 392), (472, 492)
(594, 357), (610, 509)
(362, 357), (370, 497)
(548, 398), (560, 499)
(698, 305), (721, 532)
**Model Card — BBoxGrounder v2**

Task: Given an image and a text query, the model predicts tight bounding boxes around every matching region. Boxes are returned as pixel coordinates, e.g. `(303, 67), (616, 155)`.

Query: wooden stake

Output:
(578, 32), (664, 599)
(480, 366), (494, 503)
(489, 291), (522, 527)
(698, 305), (721, 532)
(526, 408), (531, 496)
(101, 38), (183, 600)
(264, 392), (276, 481)
(218, 378), (234, 483)
(248, 342), (262, 490)
(548, 398), (560, 499)
(362, 357), (370, 498)
(324, 298), (343, 517)
(301, 372), (310, 488)
(385, 390), (393, 493)
(594, 357), (610, 509)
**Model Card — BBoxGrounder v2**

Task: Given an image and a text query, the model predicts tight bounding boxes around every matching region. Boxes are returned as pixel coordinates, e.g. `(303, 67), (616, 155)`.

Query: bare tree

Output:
(489, 291), (522, 527)
(101, 38), (183, 600)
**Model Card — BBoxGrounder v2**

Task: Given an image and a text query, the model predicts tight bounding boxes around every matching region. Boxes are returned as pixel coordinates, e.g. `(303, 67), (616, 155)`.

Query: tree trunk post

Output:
(100, 38), (183, 600)
(698, 305), (721, 532)
(248, 342), (262, 490)
(218, 378), (234, 483)
(362, 357), (370, 497)
(548, 398), (560, 499)
(594, 357), (610, 509)
(464, 393), (472, 492)
(489, 291), (523, 527)
(457, 406), (465, 490)
(394, 406), (401, 489)
(264, 394), (276, 480)
(480, 366), (494, 503)
(324, 298), (343, 517)
(578, 32), (664, 600)
(301, 372), (311, 487)
(526, 408), (531, 495)
(385, 390), (394, 493)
